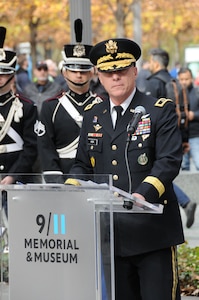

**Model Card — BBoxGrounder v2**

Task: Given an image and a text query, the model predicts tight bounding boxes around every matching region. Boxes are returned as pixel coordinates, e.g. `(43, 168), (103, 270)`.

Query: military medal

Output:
(135, 117), (151, 135)
(138, 153), (148, 165)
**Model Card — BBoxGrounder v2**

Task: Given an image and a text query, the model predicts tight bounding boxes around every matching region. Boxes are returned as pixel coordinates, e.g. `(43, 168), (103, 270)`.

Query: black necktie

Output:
(114, 105), (123, 129)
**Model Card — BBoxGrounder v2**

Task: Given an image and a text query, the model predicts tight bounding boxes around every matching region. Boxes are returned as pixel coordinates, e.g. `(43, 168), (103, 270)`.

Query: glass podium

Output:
(0, 174), (163, 300)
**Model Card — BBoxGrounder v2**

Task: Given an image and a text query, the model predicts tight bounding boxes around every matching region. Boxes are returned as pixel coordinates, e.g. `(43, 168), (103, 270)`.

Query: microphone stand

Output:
(123, 136), (134, 210)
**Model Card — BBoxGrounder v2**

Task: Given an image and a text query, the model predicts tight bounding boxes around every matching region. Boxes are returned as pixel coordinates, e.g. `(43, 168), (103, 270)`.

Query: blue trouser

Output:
(173, 183), (189, 208)
(182, 137), (199, 170)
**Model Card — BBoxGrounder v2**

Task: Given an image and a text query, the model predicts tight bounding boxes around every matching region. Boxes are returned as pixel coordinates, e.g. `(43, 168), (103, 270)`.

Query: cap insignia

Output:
(73, 44), (86, 57)
(105, 40), (118, 54)
(116, 52), (135, 61)
(0, 49), (6, 61)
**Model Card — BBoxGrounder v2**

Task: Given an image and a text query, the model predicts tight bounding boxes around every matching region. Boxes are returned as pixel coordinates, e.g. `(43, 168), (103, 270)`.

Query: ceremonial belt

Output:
(56, 136), (79, 159)
(58, 94), (83, 128)
(0, 143), (23, 154)
(0, 126), (24, 153)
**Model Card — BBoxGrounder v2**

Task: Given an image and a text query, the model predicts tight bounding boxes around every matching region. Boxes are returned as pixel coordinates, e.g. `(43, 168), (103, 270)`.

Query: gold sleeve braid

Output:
(142, 176), (165, 197)
(64, 178), (81, 186)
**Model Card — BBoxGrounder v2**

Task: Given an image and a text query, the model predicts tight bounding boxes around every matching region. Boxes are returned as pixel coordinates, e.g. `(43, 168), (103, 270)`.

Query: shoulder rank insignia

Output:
(155, 98), (173, 107)
(84, 97), (103, 111)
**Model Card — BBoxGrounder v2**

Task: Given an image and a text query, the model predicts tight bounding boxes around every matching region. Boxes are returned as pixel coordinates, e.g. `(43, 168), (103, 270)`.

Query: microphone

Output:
(124, 106), (146, 209)
(127, 106), (146, 135)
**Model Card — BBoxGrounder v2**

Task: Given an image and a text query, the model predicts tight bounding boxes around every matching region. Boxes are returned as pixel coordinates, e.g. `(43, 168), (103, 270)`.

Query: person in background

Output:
(45, 58), (68, 91)
(15, 53), (31, 93)
(90, 66), (108, 100)
(170, 62), (181, 79)
(145, 48), (197, 228)
(69, 37), (184, 299)
(136, 60), (151, 92)
(0, 26), (38, 185)
(23, 61), (62, 114)
(194, 70), (199, 87)
(37, 19), (102, 183)
(178, 67), (199, 171)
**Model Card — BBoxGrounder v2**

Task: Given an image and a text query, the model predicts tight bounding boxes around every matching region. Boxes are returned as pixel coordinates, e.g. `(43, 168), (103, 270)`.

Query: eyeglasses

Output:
(37, 66), (48, 71)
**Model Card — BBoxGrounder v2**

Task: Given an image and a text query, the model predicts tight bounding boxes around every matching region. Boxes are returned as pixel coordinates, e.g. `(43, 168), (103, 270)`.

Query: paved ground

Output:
(1, 168), (199, 299)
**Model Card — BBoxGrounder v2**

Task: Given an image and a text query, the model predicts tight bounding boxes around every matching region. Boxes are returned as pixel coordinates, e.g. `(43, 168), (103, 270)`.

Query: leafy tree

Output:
(1, 0), (199, 68)
(0, 0), (70, 68)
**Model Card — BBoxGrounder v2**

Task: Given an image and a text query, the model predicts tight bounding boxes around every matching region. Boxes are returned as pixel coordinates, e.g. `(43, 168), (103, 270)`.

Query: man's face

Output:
(62, 68), (92, 90)
(98, 66), (137, 104)
(149, 55), (158, 73)
(0, 74), (11, 86)
(0, 73), (13, 91)
(178, 71), (193, 88)
(34, 66), (48, 83)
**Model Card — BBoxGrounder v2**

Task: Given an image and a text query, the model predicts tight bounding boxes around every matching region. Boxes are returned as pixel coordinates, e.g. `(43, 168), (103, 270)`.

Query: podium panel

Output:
(0, 174), (163, 300)
(8, 187), (97, 300)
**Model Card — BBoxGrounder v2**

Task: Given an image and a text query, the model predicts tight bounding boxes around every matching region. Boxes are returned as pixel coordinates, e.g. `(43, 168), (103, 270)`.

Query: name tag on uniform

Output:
(88, 138), (98, 146)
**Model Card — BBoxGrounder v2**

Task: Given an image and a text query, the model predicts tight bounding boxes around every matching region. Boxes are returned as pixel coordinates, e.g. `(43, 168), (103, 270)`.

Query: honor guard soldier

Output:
(69, 38), (185, 299)
(38, 19), (102, 183)
(0, 26), (38, 185)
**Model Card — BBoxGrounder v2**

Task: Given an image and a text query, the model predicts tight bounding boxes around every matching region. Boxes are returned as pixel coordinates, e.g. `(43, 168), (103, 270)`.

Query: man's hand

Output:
(132, 192), (146, 201)
(182, 142), (190, 154)
(1, 176), (15, 184)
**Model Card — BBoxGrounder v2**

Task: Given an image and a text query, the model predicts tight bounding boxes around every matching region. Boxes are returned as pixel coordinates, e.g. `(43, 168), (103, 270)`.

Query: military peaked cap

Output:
(89, 38), (141, 72)
(0, 26), (17, 74)
(62, 19), (93, 72)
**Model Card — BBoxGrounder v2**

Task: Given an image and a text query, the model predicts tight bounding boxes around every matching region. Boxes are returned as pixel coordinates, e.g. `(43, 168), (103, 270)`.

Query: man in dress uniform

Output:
(0, 26), (38, 185)
(70, 38), (185, 299)
(37, 19), (102, 183)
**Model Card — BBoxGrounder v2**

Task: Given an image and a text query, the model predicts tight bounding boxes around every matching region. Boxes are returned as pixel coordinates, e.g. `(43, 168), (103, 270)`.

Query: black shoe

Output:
(185, 202), (197, 228)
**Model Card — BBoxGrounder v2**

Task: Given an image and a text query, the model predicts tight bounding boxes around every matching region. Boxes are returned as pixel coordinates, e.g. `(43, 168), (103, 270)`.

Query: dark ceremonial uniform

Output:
(38, 90), (102, 182)
(71, 89), (184, 300)
(0, 91), (38, 182)
(72, 88), (184, 253)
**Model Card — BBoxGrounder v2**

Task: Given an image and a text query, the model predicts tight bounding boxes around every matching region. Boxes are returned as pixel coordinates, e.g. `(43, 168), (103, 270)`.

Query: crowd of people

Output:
(0, 20), (198, 299)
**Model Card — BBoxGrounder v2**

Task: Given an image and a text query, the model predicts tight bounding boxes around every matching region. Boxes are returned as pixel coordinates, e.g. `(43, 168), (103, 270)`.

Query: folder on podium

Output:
(0, 174), (163, 300)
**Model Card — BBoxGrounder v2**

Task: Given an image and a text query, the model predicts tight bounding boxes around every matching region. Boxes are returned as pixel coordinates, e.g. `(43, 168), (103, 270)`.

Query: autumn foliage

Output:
(0, 0), (199, 66)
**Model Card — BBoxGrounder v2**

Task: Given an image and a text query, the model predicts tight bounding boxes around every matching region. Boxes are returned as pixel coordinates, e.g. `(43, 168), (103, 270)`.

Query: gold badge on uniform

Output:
(138, 153), (148, 165)
(90, 156), (95, 168)
(93, 124), (102, 132)
(142, 134), (150, 141)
